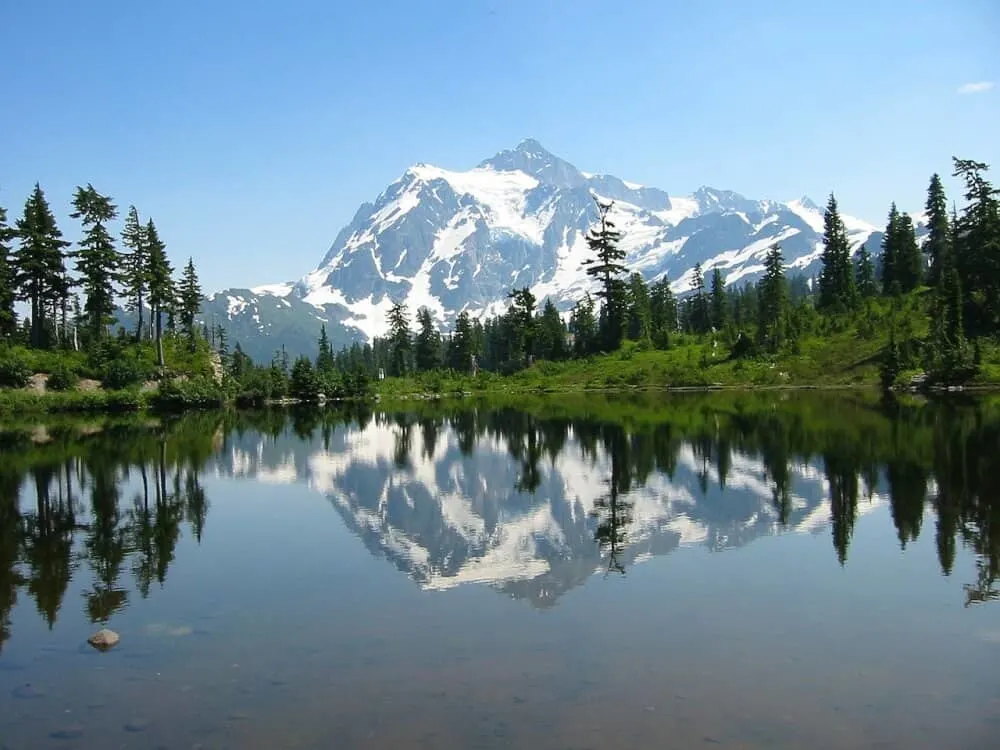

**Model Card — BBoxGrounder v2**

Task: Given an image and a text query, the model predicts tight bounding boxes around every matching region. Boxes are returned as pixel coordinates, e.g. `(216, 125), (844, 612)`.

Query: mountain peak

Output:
(513, 137), (550, 155)
(479, 139), (586, 188)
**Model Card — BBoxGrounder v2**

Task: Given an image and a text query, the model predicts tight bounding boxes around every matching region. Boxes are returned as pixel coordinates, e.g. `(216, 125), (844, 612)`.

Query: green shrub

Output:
(0, 351), (31, 388)
(46, 362), (79, 391)
(151, 376), (224, 412)
(102, 355), (150, 390)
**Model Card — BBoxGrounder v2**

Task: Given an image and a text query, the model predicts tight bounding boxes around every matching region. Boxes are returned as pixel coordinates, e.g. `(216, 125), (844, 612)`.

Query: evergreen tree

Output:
(856, 245), (877, 298)
(924, 173), (950, 287)
(506, 286), (536, 365)
(569, 294), (598, 357)
(386, 300), (411, 376)
(0, 204), (15, 339)
(649, 276), (677, 348)
(536, 298), (567, 360)
(289, 356), (320, 401)
(818, 194), (856, 311)
(316, 325), (335, 373)
(582, 198), (628, 351)
(70, 184), (119, 341)
(894, 212), (923, 292)
(120, 206), (147, 340)
(757, 244), (788, 353)
(626, 272), (651, 341)
(709, 268), (728, 331)
(688, 263), (710, 334)
(414, 307), (441, 372)
(229, 342), (252, 381)
(177, 258), (202, 346)
(447, 311), (475, 372)
(880, 203), (901, 295)
(952, 157), (1000, 333)
(144, 219), (174, 367)
(13, 184), (70, 347)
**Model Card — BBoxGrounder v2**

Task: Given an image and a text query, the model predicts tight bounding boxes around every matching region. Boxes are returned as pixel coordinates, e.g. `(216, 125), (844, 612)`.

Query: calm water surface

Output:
(0, 392), (998, 749)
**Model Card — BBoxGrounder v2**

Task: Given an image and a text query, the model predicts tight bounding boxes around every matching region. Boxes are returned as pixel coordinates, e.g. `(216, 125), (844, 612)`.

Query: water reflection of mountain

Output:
(213, 410), (884, 607)
(1, 395), (998, 649)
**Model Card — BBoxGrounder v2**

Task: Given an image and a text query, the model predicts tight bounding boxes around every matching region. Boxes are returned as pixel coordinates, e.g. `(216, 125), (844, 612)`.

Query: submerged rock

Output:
(12, 683), (45, 699)
(87, 629), (120, 651)
(50, 723), (85, 740)
(124, 717), (151, 733)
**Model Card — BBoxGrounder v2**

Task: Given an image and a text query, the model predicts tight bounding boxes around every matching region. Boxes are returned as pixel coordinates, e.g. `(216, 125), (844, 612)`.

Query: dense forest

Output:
(304, 157), (998, 393)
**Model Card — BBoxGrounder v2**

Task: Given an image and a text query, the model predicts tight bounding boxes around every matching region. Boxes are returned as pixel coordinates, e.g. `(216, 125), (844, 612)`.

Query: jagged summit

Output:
(204, 141), (880, 362)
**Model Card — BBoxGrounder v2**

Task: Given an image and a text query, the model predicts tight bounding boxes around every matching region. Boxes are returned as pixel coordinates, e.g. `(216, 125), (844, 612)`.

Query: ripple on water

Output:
(49, 723), (84, 740)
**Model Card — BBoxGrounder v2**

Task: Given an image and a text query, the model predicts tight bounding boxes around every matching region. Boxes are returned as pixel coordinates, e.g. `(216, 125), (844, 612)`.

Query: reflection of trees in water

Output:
(0, 414), (221, 651)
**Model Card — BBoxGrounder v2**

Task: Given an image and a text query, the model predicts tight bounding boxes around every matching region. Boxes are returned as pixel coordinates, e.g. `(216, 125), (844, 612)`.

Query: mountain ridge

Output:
(202, 140), (887, 362)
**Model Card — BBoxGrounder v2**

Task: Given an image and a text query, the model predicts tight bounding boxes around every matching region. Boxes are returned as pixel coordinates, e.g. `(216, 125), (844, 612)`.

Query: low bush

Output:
(45, 362), (80, 391)
(0, 350), (31, 388)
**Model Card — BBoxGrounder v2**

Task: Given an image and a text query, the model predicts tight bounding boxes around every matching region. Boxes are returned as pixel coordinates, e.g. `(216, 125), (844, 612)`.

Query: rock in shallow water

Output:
(124, 717), (151, 733)
(87, 629), (120, 651)
(50, 723), (85, 740)
(12, 683), (45, 699)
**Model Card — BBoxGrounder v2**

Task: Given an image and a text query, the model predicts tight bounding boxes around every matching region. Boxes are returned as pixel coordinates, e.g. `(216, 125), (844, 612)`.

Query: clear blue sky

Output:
(2, 0), (997, 292)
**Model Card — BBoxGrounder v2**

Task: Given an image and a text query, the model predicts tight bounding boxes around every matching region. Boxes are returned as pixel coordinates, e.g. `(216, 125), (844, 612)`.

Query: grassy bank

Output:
(376, 320), (1000, 398)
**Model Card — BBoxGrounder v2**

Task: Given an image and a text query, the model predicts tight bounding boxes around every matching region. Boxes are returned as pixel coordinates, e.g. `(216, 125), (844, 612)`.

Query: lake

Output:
(0, 392), (998, 749)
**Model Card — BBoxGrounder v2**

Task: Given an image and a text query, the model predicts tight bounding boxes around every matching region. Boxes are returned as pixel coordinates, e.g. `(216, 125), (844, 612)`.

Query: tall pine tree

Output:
(582, 198), (627, 351)
(70, 184), (120, 340)
(13, 184), (70, 347)
(818, 194), (856, 311)
(536, 298), (567, 360)
(952, 158), (1000, 333)
(144, 219), (174, 367)
(626, 272), (651, 341)
(856, 245), (877, 298)
(386, 300), (411, 376)
(121, 206), (148, 340)
(177, 258), (202, 346)
(710, 268), (729, 331)
(649, 276), (677, 348)
(414, 307), (441, 372)
(316, 325), (335, 373)
(924, 173), (950, 288)
(0, 203), (15, 339)
(757, 244), (788, 353)
(688, 263), (710, 334)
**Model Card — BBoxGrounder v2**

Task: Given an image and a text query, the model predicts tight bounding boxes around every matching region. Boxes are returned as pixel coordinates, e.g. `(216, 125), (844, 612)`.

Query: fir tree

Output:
(688, 263), (710, 334)
(177, 258), (202, 346)
(13, 184), (70, 347)
(120, 206), (147, 340)
(856, 245), (877, 298)
(414, 307), (441, 372)
(582, 197), (628, 351)
(952, 157), (1000, 333)
(924, 173), (950, 287)
(709, 268), (728, 331)
(506, 286), (536, 365)
(649, 276), (677, 348)
(0, 203), (15, 339)
(757, 244), (788, 353)
(894, 212), (923, 292)
(536, 298), (567, 360)
(70, 184), (119, 341)
(880, 203), (900, 295)
(386, 300), (411, 376)
(144, 219), (174, 367)
(447, 311), (475, 372)
(316, 325), (335, 373)
(626, 272), (651, 341)
(569, 294), (598, 357)
(818, 194), (856, 311)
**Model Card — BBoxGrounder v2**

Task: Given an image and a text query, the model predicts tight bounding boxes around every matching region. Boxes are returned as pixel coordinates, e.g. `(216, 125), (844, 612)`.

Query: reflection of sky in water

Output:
(0, 412), (998, 749)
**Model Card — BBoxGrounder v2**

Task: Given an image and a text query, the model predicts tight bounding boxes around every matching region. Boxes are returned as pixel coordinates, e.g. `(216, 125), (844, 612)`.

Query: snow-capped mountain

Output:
(204, 139), (881, 361)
